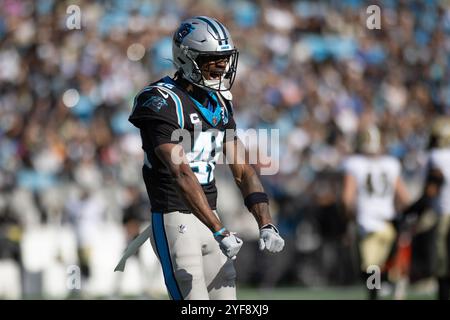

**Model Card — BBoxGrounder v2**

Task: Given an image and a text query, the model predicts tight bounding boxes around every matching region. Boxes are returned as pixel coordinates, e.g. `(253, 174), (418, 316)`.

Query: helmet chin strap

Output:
(202, 61), (233, 99)
(202, 78), (233, 100)
(183, 73), (233, 100)
(202, 78), (221, 90)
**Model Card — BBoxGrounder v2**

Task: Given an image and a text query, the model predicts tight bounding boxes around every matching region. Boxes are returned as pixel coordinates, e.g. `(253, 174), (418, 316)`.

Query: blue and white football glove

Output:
(259, 224), (285, 253)
(214, 228), (243, 259)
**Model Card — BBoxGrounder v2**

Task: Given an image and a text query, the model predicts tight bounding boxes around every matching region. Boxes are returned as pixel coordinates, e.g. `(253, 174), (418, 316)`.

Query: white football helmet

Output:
(172, 16), (239, 95)
(357, 125), (382, 155)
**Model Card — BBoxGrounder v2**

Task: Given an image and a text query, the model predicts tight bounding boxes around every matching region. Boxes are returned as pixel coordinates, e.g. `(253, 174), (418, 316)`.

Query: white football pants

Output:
(149, 211), (236, 300)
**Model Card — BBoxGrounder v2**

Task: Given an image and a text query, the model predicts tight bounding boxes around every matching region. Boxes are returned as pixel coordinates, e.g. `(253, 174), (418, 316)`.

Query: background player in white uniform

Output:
(127, 16), (285, 300)
(342, 126), (410, 299)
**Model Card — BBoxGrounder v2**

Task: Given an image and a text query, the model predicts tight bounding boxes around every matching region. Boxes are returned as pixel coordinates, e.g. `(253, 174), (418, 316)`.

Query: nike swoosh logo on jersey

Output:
(157, 88), (169, 99)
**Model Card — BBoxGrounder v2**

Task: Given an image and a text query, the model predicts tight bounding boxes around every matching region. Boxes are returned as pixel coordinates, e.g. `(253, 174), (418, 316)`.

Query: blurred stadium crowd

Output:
(1, 0), (449, 298)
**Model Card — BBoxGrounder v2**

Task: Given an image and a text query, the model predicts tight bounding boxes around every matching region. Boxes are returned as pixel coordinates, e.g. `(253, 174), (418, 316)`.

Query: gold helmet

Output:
(356, 125), (382, 155)
(430, 116), (450, 148)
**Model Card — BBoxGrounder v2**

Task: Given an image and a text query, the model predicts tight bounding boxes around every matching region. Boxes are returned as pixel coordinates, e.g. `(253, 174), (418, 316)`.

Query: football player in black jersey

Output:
(128, 16), (284, 300)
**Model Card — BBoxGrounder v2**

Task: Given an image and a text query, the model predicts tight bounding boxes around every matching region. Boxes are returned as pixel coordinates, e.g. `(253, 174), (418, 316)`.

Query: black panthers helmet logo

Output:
(174, 23), (195, 45)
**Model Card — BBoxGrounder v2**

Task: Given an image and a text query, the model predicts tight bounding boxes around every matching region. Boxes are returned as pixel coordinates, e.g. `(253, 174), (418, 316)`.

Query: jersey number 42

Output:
(187, 131), (224, 184)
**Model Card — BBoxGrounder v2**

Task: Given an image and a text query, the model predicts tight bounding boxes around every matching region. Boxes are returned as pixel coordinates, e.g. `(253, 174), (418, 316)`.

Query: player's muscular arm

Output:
(155, 143), (223, 233)
(224, 137), (284, 253)
(225, 139), (272, 227)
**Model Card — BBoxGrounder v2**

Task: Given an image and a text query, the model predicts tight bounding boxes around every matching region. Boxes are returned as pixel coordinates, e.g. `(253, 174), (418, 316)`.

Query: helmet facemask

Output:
(183, 49), (239, 92)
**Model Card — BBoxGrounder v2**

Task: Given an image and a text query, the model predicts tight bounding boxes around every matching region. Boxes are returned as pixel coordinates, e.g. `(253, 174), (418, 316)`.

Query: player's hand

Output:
(214, 228), (243, 259)
(259, 224), (285, 253)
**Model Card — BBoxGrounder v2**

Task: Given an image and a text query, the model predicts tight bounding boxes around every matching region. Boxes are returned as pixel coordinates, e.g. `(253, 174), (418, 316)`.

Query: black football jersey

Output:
(129, 76), (237, 213)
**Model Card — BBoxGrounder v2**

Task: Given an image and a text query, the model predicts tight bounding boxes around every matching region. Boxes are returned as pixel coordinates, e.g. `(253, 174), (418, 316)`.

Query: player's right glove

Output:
(214, 228), (243, 259)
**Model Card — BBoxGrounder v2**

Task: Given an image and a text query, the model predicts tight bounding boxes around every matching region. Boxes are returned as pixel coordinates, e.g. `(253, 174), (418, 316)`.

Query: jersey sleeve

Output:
(223, 113), (237, 142)
(140, 120), (181, 147)
(129, 87), (181, 129)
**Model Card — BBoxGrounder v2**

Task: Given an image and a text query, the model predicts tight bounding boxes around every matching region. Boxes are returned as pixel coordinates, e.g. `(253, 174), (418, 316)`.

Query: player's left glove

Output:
(214, 228), (243, 259)
(259, 223), (285, 253)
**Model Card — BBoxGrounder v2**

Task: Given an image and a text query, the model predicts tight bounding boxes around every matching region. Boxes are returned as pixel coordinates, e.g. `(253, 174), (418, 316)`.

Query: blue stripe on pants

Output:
(152, 212), (183, 300)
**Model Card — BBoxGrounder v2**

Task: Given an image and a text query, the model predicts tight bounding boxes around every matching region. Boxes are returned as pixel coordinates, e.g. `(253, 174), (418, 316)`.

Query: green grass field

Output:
(236, 283), (436, 300)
